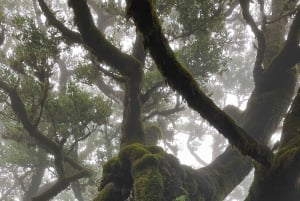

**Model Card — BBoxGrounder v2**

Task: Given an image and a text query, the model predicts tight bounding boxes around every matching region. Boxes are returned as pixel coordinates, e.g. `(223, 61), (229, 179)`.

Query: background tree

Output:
(0, 0), (299, 201)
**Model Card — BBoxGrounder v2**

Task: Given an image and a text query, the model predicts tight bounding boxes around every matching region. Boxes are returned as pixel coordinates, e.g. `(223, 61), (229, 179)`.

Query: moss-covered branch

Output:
(67, 0), (145, 145)
(126, 0), (273, 166)
(68, 0), (141, 78)
(245, 89), (300, 201)
(37, 0), (82, 43)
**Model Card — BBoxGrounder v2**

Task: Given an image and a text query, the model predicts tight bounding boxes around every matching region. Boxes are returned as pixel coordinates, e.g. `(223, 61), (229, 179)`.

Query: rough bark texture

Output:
(68, 0), (145, 146)
(37, 0), (300, 200)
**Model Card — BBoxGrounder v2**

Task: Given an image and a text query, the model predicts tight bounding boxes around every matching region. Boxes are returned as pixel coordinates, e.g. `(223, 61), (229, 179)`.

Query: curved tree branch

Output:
(37, 0), (82, 43)
(32, 170), (88, 201)
(68, 0), (145, 145)
(126, 0), (273, 166)
(239, 0), (266, 83)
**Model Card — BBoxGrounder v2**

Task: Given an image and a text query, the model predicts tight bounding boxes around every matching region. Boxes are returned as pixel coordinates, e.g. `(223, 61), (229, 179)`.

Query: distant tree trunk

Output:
(23, 163), (46, 201)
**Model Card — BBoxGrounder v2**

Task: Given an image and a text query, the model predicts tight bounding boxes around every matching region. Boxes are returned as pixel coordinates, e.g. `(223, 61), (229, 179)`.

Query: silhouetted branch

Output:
(187, 135), (208, 166)
(141, 81), (164, 104)
(239, 0), (265, 83)
(32, 170), (88, 201)
(144, 103), (185, 121)
(37, 0), (82, 43)
(95, 64), (125, 82)
(266, 6), (299, 24)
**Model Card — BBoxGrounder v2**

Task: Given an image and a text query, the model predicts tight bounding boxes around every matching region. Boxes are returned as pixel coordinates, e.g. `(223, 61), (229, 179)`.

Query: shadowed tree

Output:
(0, 0), (300, 200)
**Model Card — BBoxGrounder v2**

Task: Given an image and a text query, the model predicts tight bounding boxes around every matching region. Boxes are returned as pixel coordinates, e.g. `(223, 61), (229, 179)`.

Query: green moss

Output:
(132, 153), (159, 174)
(98, 144), (197, 201)
(133, 167), (164, 201)
(94, 183), (122, 201)
(102, 156), (120, 173)
(146, 145), (164, 154)
(120, 143), (150, 162)
(272, 146), (300, 170)
(118, 143), (164, 201)
(183, 177), (198, 196)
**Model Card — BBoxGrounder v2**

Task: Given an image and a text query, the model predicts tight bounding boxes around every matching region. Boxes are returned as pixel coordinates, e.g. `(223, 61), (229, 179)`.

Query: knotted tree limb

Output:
(125, 0), (273, 166)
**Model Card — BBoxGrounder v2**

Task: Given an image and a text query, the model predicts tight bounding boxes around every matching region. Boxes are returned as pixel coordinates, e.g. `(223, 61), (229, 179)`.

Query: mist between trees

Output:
(0, 0), (300, 201)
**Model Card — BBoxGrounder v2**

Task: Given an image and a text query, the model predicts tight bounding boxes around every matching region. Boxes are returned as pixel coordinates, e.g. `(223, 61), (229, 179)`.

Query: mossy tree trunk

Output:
(40, 0), (300, 200)
(123, 0), (300, 200)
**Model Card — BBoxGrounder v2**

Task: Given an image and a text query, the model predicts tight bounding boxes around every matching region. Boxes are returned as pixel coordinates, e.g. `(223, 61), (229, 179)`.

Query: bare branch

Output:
(141, 80), (165, 104)
(239, 0), (266, 83)
(32, 170), (88, 201)
(187, 135), (208, 166)
(95, 64), (125, 82)
(266, 6), (299, 24)
(143, 104), (185, 121)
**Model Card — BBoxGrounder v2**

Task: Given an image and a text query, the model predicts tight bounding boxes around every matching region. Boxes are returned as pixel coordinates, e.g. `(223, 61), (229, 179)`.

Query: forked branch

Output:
(126, 0), (273, 166)
(239, 0), (265, 82)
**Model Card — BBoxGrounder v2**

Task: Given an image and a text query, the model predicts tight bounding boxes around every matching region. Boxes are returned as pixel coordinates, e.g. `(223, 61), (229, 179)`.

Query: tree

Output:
(0, 0), (300, 200)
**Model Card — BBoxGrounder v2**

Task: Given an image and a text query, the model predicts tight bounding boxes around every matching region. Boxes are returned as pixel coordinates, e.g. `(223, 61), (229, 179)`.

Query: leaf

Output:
(175, 195), (186, 201)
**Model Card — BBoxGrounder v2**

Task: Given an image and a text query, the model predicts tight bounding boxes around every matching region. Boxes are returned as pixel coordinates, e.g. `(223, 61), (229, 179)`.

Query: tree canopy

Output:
(0, 0), (300, 201)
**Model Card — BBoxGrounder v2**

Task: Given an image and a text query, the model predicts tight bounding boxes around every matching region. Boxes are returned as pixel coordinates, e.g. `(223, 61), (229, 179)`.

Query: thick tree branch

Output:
(32, 170), (88, 201)
(37, 0), (82, 43)
(126, 0), (273, 166)
(285, 9), (300, 50)
(68, 0), (145, 145)
(67, 0), (141, 78)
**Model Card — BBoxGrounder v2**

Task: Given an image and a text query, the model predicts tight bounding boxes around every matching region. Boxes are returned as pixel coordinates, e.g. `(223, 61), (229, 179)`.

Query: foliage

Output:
(1, 0), (298, 200)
